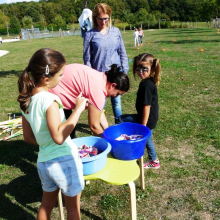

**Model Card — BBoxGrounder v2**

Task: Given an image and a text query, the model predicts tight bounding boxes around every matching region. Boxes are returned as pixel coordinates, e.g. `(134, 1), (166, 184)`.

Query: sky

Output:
(0, 0), (39, 4)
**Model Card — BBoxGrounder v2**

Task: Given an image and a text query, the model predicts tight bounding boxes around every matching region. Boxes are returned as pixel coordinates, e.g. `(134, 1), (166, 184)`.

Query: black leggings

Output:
(63, 109), (76, 139)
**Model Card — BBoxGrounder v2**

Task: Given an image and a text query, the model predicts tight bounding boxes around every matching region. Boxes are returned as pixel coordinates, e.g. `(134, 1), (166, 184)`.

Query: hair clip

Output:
(119, 66), (123, 73)
(45, 65), (49, 75)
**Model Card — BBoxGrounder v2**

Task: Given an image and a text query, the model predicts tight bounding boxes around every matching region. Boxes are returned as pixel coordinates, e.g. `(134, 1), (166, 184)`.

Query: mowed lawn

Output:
(0, 28), (219, 220)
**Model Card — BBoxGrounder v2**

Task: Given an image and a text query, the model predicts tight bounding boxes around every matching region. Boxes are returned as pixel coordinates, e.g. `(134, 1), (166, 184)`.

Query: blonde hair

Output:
(92, 3), (112, 28)
(133, 53), (161, 87)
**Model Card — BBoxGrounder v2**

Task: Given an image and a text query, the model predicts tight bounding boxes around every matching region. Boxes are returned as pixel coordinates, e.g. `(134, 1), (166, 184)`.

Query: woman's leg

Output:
(37, 189), (59, 220)
(64, 192), (82, 220)
(64, 109), (76, 139)
(116, 114), (137, 124)
(111, 95), (122, 124)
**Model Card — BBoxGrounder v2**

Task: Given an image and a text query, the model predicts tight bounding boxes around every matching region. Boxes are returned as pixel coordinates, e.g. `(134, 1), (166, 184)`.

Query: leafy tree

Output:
(135, 8), (148, 23)
(152, 10), (162, 20)
(41, 2), (56, 24)
(39, 14), (47, 28)
(124, 0), (137, 13)
(137, 0), (150, 12)
(53, 14), (65, 28)
(26, 6), (40, 22)
(127, 13), (136, 24)
(120, 9), (129, 32)
(9, 16), (20, 34)
(200, 0), (220, 21)
(15, 3), (29, 21)
(146, 13), (157, 29)
(1, 0), (220, 30)
(0, 10), (10, 35)
(148, 0), (160, 11)
(69, 15), (77, 23)
(0, 10), (5, 28)
(73, 0), (84, 19)
(22, 16), (33, 29)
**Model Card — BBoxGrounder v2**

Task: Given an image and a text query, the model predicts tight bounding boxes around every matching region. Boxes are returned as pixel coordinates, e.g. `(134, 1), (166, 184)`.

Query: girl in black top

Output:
(117, 53), (161, 169)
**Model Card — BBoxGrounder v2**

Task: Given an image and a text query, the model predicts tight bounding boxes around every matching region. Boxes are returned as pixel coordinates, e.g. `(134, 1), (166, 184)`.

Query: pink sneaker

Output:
(143, 160), (160, 169)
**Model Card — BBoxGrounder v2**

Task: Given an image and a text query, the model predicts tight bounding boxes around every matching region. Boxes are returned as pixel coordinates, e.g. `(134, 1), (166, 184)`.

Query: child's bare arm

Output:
(47, 93), (88, 144)
(88, 103), (104, 137)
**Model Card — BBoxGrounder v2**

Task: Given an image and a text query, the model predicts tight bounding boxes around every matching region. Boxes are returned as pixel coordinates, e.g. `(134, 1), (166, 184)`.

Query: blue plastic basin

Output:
(72, 136), (111, 175)
(103, 122), (151, 160)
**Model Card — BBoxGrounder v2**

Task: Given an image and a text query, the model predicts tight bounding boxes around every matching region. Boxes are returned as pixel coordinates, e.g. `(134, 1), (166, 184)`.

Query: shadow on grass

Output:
(0, 123), (94, 219)
(149, 28), (213, 35)
(76, 123), (92, 136)
(0, 140), (41, 219)
(0, 70), (22, 77)
(154, 39), (220, 44)
(81, 209), (103, 220)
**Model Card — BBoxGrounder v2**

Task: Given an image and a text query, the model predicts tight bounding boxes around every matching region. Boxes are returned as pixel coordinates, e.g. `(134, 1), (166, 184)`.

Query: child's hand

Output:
(75, 92), (88, 112)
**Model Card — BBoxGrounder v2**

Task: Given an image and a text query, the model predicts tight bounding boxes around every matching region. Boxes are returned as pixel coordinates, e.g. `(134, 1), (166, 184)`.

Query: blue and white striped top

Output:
(83, 26), (129, 74)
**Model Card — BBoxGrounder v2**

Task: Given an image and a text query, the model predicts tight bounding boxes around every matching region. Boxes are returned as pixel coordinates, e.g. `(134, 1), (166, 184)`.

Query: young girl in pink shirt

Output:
(138, 27), (144, 46)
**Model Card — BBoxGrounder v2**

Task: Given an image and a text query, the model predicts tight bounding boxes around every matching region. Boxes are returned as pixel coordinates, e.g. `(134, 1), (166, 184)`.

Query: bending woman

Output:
(50, 63), (130, 138)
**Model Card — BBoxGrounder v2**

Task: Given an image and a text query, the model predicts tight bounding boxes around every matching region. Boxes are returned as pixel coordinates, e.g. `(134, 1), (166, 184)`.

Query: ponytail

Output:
(105, 64), (130, 92)
(17, 68), (35, 113)
(152, 58), (161, 87)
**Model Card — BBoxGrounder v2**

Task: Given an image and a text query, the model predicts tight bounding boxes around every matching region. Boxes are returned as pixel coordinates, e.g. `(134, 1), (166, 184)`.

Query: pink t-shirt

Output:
(139, 30), (143, 36)
(50, 64), (107, 111)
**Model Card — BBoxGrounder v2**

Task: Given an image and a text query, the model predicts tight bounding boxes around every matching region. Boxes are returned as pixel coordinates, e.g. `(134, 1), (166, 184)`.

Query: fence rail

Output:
(21, 29), (81, 40)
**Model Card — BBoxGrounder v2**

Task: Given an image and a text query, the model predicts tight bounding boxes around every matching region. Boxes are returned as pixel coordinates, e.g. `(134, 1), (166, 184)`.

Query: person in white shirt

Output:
(133, 28), (139, 47)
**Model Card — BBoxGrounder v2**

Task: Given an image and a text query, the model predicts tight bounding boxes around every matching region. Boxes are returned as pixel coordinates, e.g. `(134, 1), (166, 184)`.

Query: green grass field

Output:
(0, 28), (220, 220)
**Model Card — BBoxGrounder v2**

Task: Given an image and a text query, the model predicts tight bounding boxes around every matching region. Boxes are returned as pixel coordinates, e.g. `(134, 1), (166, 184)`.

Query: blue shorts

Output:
(37, 155), (84, 197)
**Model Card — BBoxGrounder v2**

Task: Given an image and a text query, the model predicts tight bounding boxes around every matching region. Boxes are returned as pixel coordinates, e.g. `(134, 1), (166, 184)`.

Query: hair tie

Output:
(119, 66), (123, 73)
(45, 65), (49, 75)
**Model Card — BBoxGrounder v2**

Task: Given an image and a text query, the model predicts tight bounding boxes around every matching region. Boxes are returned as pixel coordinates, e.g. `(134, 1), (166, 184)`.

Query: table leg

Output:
(57, 189), (65, 220)
(138, 156), (145, 190)
(128, 182), (137, 220)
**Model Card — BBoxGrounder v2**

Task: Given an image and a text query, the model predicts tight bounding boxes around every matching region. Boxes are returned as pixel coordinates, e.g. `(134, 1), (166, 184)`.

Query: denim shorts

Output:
(37, 155), (84, 197)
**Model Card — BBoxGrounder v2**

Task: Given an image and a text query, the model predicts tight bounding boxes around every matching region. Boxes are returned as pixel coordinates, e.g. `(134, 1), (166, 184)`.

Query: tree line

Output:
(0, 0), (220, 35)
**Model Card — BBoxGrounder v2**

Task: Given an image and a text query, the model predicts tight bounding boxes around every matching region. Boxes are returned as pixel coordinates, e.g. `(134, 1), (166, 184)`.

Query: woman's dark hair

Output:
(105, 64), (130, 92)
(17, 48), (66, 113)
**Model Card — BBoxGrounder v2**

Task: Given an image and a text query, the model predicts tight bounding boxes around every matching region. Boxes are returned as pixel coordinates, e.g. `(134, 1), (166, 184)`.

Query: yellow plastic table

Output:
(57, 154), (141, 220)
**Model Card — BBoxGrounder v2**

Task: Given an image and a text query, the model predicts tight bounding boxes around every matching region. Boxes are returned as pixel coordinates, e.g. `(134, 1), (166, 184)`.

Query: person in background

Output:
(117, 53), (161, 169)
(17, 48), (88, 219)
(83, 3), (129, 123)
(0, 36), (2, 45)
(133, 28), (139, 47)
(138, 27), (144, 46)
(78, 8), (93, 38)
